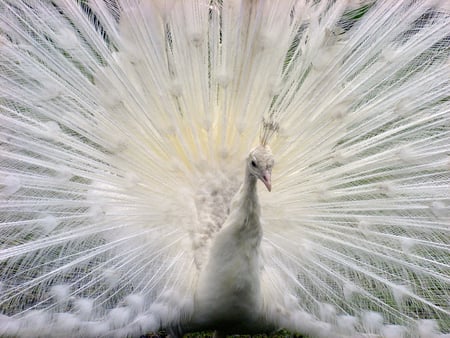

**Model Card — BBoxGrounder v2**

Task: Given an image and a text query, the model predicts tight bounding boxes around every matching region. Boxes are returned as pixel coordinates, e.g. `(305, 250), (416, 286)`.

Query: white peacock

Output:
(0, 1), (449, 337)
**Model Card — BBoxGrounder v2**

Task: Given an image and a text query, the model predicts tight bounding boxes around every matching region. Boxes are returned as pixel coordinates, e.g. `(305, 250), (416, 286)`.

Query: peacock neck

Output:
(229, 166), (261, 238)
(243, 166), (258, 198)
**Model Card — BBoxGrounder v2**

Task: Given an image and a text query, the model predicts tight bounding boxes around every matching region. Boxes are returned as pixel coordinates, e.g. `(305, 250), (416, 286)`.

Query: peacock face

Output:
(248, 146), (274, 191)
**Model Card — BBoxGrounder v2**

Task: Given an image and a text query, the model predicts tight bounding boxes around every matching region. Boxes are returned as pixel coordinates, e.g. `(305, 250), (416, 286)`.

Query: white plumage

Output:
(0, 0), (449, 337)
(191, 146), (273, 335)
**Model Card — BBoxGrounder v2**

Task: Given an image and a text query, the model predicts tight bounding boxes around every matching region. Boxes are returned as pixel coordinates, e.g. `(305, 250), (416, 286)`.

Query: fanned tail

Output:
(260, 1), (450, 336)
(0, 1), (449, 337)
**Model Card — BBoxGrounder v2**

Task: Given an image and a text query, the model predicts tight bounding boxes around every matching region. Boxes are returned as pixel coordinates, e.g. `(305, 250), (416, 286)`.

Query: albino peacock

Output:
(0, 0), (449, 337)
(191, 144), (275, 336)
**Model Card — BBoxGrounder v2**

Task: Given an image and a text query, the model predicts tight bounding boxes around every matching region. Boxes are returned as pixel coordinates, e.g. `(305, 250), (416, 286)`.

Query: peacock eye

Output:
(251, 160), (257, 168)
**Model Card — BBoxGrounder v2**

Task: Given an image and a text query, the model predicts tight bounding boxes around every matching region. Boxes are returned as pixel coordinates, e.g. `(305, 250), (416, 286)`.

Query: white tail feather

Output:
(1, 0), (449, 337)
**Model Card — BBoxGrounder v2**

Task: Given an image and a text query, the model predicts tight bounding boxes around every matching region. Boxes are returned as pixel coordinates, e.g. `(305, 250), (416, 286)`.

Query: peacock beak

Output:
(261, 170), (272, 192)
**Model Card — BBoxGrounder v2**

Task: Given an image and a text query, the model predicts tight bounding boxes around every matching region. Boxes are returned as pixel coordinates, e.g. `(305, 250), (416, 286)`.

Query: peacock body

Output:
(0, 0), (449, 337)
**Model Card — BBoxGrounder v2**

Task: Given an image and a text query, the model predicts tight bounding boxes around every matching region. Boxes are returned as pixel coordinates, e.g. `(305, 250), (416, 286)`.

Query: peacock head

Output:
(248, 145), (274, 192)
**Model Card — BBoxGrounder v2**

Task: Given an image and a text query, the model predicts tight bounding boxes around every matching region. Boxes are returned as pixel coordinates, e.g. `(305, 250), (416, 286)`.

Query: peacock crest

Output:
(260, 114), (280, 147)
